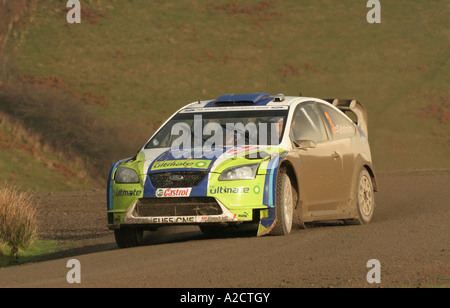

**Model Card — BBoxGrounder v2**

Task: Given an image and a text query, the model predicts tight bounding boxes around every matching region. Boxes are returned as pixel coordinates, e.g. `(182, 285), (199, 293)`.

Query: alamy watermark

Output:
(168, 115), (283, 159)
(66, 259), (81, 284)
(64, 258), (381, 285)
(366, 259), (381, 284)
(66, 0), (81, 24)
(66, 1), (381, 24)
(366, 0), (381, 24)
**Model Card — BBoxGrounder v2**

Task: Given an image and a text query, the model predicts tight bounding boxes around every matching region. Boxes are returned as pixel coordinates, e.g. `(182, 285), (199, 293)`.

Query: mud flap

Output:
(257, 208), (276, 236)
(257, 153), (284, 236)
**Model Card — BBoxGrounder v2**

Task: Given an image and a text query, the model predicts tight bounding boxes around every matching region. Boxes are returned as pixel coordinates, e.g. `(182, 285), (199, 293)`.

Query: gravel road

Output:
(0, 171), (448, 288)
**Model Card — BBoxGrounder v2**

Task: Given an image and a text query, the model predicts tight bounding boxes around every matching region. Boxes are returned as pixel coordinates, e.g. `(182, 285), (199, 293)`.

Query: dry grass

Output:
(0, 183), (37, 259)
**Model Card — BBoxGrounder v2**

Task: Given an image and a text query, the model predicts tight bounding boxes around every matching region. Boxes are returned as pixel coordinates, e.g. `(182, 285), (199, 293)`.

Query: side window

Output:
(290, 103), (328, 143)
(319, 104), (356, 139)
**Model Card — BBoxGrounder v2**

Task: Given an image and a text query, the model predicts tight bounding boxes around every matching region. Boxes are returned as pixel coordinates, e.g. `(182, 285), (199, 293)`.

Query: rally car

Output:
(107, 93), (377, 248)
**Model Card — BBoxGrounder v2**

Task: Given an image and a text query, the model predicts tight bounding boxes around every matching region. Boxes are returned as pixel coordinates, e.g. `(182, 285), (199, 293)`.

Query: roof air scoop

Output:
(213, 93), (272, 106)
(273, 94), (285, 102)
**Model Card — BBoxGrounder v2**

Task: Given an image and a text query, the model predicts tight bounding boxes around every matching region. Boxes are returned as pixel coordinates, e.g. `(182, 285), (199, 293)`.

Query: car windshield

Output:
(145, 108), (289, 149)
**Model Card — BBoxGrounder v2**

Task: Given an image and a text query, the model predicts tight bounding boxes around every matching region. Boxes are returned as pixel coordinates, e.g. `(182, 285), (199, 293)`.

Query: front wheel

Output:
(272, 172), (294, 235)
(114, 228), (144, 248)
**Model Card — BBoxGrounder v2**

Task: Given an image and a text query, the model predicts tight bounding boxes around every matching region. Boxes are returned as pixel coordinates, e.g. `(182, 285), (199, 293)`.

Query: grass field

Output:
(1, 0), (449, 191)
(0, 111), (97, 191)
(0, 240), (57, 267)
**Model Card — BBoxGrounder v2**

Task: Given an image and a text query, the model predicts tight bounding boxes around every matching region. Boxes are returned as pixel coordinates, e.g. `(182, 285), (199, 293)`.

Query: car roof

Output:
(182, 93), (321, 110)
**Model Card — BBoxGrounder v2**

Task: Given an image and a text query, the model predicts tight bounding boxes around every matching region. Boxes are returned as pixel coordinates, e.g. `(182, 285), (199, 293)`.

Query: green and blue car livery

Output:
(108, 145), (287, 237)
(107, 93), (291, 237)
(107, 92), (377, 248)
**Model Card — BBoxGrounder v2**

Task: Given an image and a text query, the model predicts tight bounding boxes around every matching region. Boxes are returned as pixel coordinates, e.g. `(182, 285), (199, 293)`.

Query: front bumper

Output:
(107, 151), (285, 236)
(107, 196), (253, 229)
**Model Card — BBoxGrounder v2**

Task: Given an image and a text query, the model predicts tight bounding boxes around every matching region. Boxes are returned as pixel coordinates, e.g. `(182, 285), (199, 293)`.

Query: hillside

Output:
(0, 111), (97, 191)
(1, 0), (449, 192)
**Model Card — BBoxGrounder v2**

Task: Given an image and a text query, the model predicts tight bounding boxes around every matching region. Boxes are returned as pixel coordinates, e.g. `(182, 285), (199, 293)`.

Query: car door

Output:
(288, 102), (343, 218)
(317, 102), (357, 211)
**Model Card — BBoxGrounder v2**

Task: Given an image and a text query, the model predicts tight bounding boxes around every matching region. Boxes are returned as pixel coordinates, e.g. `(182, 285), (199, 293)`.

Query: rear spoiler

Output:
(323, 99), (369, 137)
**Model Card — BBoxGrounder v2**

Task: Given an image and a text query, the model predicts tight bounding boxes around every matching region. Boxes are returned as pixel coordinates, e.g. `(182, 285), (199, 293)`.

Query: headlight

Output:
(115, 167), (139, 184)
(218, 164), (259, 181)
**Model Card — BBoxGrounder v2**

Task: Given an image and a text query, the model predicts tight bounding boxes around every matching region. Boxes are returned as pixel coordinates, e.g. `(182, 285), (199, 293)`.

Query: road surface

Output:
(0, 171), (449, 288)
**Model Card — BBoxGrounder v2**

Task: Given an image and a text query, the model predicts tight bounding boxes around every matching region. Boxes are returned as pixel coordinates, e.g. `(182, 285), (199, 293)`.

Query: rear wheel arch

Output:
(351, 154), (378, 193)
(363, 164), (378, 192)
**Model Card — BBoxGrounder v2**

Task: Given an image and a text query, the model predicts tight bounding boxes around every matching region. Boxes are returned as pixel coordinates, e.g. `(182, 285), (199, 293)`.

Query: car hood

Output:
(138, 145), (281, 175)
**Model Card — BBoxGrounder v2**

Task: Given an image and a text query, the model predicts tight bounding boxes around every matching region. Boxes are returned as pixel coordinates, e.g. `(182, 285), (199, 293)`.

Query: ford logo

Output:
(169, 175), (184, 181)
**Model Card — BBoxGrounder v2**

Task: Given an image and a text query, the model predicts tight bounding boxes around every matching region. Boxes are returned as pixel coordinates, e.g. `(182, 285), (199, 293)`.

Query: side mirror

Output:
(293, 140), (316, 150)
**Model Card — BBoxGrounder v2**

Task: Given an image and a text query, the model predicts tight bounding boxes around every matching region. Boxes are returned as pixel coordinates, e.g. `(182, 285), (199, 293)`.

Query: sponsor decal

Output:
(201, 214), (237, 222)
(238, 212), (249, 218)
(209, 185), (261, 195)
(151, 159), (211, 171)
(180, 106), (289, 113)
(253, 185), (261, 194)
(115, 189), (142, 197)
(156, 188), (192, 198)
(209, 186), (250, 194)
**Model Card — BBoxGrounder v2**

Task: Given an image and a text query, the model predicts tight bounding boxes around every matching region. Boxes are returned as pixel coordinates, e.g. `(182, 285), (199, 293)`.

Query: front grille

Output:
(134, 197), (222, 217)
(149, 171), (208, 188)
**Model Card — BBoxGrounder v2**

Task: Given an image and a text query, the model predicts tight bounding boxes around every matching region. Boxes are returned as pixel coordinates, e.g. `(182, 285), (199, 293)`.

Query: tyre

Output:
(272, 172), (294, 235)
(114, 228), (144, 248)
(347, 168), (375, 225)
